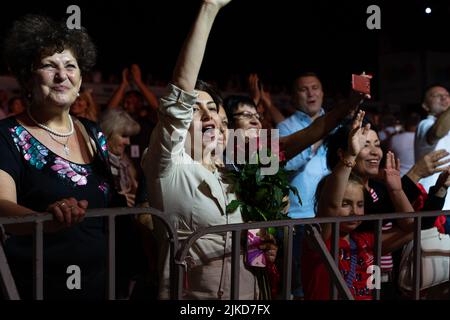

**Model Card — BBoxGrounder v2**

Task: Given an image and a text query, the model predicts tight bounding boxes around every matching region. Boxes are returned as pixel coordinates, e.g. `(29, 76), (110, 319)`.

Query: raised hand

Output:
(348, 110), (370, 157)
(130, 64), (143, 85)
(203, 0), (233, 9)
(260, 88), (273, 109)
(418, 149), (450, 177)
(346, 73), (372, 115)
(248, 73), (261, 105)
(46, 197), (88, 228)
(433, 166), (450, 197)
(121, 68), (129, 87)
(383, 151), (402, 192)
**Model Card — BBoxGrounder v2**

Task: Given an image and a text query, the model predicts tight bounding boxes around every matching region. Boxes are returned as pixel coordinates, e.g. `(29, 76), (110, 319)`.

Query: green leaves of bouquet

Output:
(226, 150), (301, 227)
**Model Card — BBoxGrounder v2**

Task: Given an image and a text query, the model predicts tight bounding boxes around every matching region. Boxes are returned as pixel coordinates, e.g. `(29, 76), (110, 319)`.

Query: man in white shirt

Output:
(415, 85), (450, 208)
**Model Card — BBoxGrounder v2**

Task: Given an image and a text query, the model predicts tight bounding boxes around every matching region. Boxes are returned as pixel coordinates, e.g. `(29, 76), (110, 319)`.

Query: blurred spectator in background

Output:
(378, 112), (400, 149)
(108, 64), (159, 171)
(0, 90), (8, 119)
(389, 112), (421, 176)
(99, 108), (140, 207)
(415, 84), (450, 210)
(7, 96), (25, 116)
(70, 88), (99, 121)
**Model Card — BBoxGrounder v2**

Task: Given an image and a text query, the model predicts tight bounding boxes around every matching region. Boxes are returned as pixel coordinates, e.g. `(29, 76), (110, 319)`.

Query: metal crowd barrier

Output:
(177, 210), (450, 300)
(0, 207), (178, 300)
(1, 208), (448, 300)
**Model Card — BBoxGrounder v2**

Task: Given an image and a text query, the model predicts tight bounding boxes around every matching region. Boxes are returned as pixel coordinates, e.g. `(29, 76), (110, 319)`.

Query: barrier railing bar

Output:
(230, 230), (241, 300)
(304, 225), (353, 300)
(330, 222), (340, 300)
(281, 225), (293, 300)
(33, 221), (43, 300)
(107, 214), (116, 300)
(373, 219), (383, 300)
(412, 216), (422, 300)
(0, 239), (20, 299)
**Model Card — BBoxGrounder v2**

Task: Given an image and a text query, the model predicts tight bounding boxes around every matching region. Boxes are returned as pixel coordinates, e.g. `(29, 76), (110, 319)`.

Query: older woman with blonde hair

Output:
(99, 108), (140, 207)
(70, 88), (99, 122)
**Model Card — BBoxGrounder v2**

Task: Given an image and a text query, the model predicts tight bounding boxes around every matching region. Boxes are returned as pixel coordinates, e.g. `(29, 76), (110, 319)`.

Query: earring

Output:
(77, 92), (80, 97)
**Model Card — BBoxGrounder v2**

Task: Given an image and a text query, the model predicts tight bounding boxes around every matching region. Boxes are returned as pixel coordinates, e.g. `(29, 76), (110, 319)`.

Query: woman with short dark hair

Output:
(0, 14), (116, 299)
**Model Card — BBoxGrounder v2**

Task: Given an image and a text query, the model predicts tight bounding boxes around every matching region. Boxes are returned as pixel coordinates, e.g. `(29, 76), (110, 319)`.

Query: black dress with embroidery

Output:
(0, 116), (113, 299)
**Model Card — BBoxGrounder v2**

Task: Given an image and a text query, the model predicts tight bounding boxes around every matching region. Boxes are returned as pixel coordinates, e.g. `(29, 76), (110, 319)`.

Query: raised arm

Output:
(172, 0), (232, 92)
(427, 108), (450, 145)
(383, 151), (416, 231)
(280, 92), (366, 161)
(419, 168), (450, 229)
(107, 68), (129, 109)
(406, 149), (450, 183)
(130, 64), (159, 110)
(379, 154), (418, 253)
(248, 73), (285, 125)
(142, 0), (231, 178)
(318, 110), (369, 240)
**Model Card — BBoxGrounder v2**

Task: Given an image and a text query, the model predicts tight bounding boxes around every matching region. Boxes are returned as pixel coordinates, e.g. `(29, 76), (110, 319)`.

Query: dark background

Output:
(0, 0), (449, 96)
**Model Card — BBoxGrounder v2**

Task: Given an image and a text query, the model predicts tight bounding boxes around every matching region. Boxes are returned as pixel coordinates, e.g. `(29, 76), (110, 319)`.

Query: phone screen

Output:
(352, 74), (371, 95)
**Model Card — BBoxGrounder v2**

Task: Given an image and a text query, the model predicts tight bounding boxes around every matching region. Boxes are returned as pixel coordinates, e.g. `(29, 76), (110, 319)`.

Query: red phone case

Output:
(352, 74), (371, 95)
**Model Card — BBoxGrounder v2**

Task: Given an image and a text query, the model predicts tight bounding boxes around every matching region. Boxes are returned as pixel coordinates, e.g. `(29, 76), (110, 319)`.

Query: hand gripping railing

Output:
(0, 207), (178, 300)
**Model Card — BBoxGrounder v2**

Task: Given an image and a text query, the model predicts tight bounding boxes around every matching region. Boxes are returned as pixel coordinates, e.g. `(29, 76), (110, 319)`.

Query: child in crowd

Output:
(302, 111), (415, 300)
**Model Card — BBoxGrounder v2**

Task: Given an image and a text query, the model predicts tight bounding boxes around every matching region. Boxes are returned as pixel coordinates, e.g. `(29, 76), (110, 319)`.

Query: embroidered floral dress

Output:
(0, 116), (112, 299)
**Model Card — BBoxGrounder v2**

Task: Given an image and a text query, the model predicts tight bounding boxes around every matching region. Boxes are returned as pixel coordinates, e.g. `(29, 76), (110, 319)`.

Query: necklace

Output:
(27, 108), (74, 137)
(47, 132), (70, 156)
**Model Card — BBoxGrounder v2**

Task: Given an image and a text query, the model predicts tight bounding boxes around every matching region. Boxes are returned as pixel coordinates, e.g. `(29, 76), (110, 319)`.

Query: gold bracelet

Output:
(342, 158), (356, 168)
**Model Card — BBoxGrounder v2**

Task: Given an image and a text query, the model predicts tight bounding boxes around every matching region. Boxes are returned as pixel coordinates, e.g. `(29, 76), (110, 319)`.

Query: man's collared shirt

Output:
(277, 109), (329, 219)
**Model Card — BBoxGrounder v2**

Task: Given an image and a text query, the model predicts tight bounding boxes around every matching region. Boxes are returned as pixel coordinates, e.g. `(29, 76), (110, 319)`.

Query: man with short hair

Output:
(277, 72), (330, 299)
(278, 72), (328, 219)
(415, 85), (450, 208)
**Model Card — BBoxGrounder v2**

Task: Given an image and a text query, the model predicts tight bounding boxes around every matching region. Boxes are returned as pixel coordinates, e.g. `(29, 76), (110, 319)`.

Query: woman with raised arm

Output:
(324, 113), (450, 299)
(141, 0), (261, 300)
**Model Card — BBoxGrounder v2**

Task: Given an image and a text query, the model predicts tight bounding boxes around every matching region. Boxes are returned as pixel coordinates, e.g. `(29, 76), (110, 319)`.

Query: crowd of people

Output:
(1, 0), (450, 300)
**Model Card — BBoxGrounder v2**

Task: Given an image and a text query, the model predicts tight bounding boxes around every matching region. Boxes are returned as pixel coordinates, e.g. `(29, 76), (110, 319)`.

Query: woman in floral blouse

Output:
(0, 14), (116, 299)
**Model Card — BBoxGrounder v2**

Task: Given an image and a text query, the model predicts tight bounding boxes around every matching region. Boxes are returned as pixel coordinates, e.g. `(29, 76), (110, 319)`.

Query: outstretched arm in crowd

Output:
(142, 0), (232, 178)
(426, 107), (450, 145)
(172, 0), (232, 91)
(280, 90), (367, 161)
(317, 110), (369, 241)
(417, 168), (450, 230)
(378, 153), (418, 253)
(108, 65), (159, 110)
(406, 149), (450, 184)
(130, 64), (159, 110)
(248, 73), (285, 126)
(108, 67), (130, 109)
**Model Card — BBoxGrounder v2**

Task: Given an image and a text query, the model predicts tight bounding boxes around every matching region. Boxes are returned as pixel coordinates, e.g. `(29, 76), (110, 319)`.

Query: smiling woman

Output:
(0, 14), (125, 299)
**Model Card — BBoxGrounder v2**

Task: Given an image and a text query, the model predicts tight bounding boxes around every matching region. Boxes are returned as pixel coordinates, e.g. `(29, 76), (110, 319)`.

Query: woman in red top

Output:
(302, 110), (415, 300)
